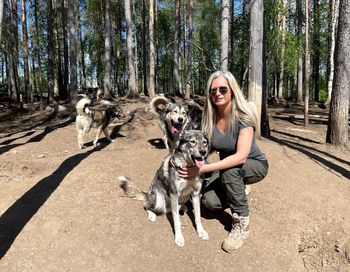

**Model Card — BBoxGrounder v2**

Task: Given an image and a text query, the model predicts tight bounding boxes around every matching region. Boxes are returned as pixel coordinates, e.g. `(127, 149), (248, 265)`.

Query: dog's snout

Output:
(178, 117), (183, 123)
(199, 149), (207, 156)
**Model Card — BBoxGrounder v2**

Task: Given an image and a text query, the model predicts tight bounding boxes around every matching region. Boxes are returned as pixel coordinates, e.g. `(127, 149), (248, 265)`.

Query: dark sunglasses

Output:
(209, 86), (229, 96)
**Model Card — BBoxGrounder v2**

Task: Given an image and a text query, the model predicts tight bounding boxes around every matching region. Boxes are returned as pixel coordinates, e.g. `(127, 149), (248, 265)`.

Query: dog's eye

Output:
(203, 140), (208, 146)
(189, 140), (196, 145)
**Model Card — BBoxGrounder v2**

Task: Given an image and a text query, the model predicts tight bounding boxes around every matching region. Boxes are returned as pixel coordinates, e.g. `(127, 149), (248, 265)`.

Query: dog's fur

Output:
(75, 97), (124, 148)
(151, 96), (192, 152)
(118, 130), (209, 247)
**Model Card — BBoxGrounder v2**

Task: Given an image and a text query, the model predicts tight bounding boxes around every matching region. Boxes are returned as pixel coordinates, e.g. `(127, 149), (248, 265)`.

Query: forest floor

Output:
(0, 97), (349, 272)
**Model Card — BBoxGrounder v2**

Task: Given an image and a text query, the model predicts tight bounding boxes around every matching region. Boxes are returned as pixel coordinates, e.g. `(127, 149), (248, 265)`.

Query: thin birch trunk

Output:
(220, 0), (229, 71)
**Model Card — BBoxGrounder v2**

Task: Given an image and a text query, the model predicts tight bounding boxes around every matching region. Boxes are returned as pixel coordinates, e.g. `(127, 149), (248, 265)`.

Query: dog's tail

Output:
(76, 97), (92, 116)
(118, 176), (146, 201)
(150, 95), (168, 115)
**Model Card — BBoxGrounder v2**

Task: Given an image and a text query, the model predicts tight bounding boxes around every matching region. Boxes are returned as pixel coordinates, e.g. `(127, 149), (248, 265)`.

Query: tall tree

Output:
(62, 0), (69, 98)
(68, 0), (77, 102)
(173, 0), (181, 96)
(278, 0), (287, 100)
(261, 6), (270, 137)
(125, 0), (138, 98)
(34, 0), (43, 105)
(21, 0), (33, 102)
(0, 0), (4, 42)
(312, 0), (320, 102)
(304, 0), (310, 126)
(9, 0), (20, 103)
(326, 0), (349, 146)
(248, 0), (263, 138)
(149, 0), (156, 98)
(184, 0), (193, 99)
(220, 0), (229, 71)
(103, 0), (112, 99)
(77, 4), (86, 90)
(296, 0), (303, 103)
(142, 0), (148, 96)
(47, 0), (55, 103)
(326, 0), (339, 104)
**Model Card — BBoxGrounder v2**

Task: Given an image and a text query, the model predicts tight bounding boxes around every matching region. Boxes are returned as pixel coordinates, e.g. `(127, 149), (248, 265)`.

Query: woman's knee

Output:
(201, 190), (225, 211)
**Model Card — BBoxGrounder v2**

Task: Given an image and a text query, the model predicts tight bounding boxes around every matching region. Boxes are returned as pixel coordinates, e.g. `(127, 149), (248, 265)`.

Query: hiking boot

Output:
(221, 213), (249, 253)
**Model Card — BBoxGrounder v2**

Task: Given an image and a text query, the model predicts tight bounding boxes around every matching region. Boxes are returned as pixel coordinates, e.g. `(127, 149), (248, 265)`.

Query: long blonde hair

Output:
(201, 70), (258, 140)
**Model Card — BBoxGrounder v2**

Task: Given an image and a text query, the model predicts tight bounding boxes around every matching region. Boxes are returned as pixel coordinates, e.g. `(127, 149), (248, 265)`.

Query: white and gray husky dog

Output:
(75, 96), (124, 148)
(118, 130), (209, 247)
(150, 96), (191, 152)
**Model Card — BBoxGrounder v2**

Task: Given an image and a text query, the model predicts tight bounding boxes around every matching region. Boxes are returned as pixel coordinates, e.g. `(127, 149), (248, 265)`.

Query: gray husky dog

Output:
(151, 96), (190, 152)
(118, 130), (209, 247)
(75, 97), (124, 148)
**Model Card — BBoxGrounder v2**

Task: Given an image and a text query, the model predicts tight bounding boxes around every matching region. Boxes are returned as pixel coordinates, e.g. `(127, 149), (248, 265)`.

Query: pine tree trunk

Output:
(312, 0), (320, 102)
(326, 0), (339, 104)
(220, 0), (229, 71)
(62, 0), (69, 97)
(278, 0), (287, 100)
(149, 0), (156, 98)
(21, 0), (33, 103)
(34, 0), (43, 105)
(103, 0), (112, 99)
(9, 0), (20, 103)
(326, 0), (350, 146)
(68, 0), (77, 103)
(47, 0), (55, 104)
(173, 0), (181, 96)
(0, 0), (3, 42)
(248, 0), (263, 138)
(304, 0), (310, 126)
(261, 8), (270, 137)
(296, 0), (303, 104)
(142, 0), (148, 96)
(185, 0), (193, 99)
(125, 0), (138, 98)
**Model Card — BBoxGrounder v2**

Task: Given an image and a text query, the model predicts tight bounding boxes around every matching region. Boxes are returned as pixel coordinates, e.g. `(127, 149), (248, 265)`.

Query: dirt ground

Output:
(0, 98), (349, 272)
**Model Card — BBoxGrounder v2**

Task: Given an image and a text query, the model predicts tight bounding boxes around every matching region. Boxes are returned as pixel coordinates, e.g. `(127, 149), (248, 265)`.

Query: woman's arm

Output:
(178, 127), (254, 178)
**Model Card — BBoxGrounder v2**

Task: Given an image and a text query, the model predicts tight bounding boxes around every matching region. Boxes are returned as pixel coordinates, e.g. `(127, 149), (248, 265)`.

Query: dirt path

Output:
(0, 100), (349, 272)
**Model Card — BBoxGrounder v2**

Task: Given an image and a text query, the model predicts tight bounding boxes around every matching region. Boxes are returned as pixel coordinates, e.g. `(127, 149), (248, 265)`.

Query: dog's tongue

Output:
(195, 159), (205, 168)
(171, 124), (182, 135)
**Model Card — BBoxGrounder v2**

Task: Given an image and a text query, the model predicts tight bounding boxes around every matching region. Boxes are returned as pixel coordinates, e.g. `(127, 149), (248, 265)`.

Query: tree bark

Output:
(149, 0), (156, 98)
(142, 0), (148, 96)
(326, 0), (350, 146)
(326, 0), (339, 104)
(278, 0), (287, 100)
(304, 0), (310, 126)
(68, 0), (77, 103)
(312, 0), (320, 102)
(125, 0), (138, 98)
(62, 0), (69, 97)
(185, 0), (193, 99)
(103, 0), (112, 99)
(220, 0), (229, 71)
(21, 0), (33, 103)
(248, 0), (263, 138)
(173, 0), (181, 96)
(296, 0), (303, 104)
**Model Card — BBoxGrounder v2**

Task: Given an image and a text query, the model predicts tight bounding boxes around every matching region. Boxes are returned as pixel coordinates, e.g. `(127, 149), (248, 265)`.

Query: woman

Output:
(178, 70), (268, 253)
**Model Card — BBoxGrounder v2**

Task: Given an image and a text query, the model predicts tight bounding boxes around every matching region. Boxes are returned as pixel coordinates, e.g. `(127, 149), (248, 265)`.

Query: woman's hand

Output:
(177, 165), (201, 179)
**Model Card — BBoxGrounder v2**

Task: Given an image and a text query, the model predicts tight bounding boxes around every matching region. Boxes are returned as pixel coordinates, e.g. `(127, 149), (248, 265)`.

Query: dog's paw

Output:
(147, 210), (157, 222)
(197, 228), (209, 240)
(175, 234), (185, 247)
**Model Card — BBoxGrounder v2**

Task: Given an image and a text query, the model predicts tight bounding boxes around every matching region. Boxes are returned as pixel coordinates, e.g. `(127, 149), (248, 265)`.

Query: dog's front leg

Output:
(170, 193), (184, 247)
(192, 190), (209, 240)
